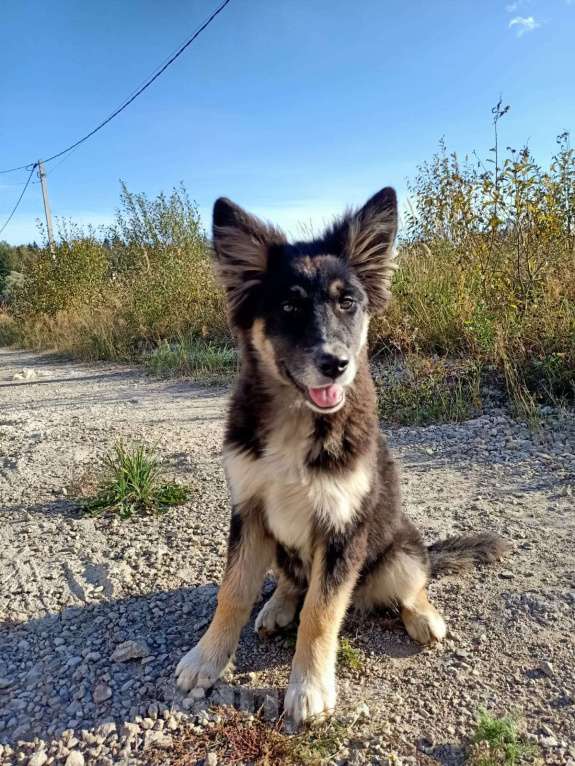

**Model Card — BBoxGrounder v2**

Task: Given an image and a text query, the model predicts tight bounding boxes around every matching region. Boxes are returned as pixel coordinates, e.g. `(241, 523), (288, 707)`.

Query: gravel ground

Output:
(0, 348), (574, 766)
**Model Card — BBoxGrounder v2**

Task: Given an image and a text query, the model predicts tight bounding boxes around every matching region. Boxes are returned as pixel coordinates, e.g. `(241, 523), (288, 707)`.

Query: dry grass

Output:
(149, 708), (353, 766)
(3, 122), (574, 421)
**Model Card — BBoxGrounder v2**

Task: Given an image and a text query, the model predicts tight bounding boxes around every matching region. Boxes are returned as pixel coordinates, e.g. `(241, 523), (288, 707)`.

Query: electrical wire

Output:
(0, 0), (232, 174)
(0, 164), (37, 236)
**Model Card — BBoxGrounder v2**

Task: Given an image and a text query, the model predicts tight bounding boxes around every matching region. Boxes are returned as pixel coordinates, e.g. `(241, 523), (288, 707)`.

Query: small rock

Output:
(144, 731), (173, 750)
(121, 722), (140, 738)
(96, 722), (116, 738)
(64, 752), (85, 766)
(499, 570), (514, 580)
(93, 682), (112, 704)
(111, 639), (150, 662)
(28, 752), (48, 766)
(540, 660), (555, 678)
(0, 677), (12, 690)
(189, 687), (205, 700)
(540, 736), (559, 749)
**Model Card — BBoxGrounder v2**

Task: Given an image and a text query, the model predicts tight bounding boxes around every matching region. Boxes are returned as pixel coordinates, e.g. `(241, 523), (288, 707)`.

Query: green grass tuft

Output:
(467, 709), (537, 765)
(376, 356), (483, 426)
(145, 336), (237, 381)
(337, 638), (364, 672)
(81, 440), (189, 519)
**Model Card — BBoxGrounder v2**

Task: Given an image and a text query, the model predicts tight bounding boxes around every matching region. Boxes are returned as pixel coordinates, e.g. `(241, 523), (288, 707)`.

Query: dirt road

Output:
(0, 348), (574, 765)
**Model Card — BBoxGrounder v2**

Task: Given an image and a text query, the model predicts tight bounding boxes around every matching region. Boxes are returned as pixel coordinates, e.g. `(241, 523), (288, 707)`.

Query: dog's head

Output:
(212, 188), (398, 414)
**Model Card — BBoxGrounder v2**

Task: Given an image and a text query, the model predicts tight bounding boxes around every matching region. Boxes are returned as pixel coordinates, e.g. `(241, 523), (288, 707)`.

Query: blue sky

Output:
(1, 0), (574, 244)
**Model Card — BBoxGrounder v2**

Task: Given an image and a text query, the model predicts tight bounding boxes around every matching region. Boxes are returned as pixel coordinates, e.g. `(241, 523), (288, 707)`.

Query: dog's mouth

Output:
(283, 365), (346, 413)
(307, 384), (344, 411)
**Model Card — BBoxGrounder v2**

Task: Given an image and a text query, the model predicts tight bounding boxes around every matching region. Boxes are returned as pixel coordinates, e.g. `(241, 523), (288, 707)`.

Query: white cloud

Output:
(506, 0), (530, 11)
(508, 15), (540, 35)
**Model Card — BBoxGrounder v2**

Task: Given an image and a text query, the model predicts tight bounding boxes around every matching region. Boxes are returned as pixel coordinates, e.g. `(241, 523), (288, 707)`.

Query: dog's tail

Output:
(428, 533), (510, 577)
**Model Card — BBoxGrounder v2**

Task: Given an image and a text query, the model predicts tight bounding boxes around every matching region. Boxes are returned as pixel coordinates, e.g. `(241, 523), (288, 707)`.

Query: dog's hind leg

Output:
(400, 585), (446, 645)
(176, 503), (274, 692)
(359, 548), (446, 644)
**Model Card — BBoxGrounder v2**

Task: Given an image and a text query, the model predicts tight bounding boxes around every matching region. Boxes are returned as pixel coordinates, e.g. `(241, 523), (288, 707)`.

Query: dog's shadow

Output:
(0, 580), (424, 750)
(239, 587), (423, 678)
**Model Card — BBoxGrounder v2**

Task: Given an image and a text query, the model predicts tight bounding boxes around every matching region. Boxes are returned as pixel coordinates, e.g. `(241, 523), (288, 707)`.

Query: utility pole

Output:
(37, 160), (55, 255)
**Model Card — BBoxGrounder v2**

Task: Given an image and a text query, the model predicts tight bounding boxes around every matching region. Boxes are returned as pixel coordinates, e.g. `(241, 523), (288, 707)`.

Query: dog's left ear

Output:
(327, 187), (398, 312)
(212, 197), (287, 326)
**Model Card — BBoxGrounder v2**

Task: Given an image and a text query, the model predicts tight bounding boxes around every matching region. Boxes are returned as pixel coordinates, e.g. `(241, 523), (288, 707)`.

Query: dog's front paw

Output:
(284, 674), (336, 725)
(175, 643), (228, 692)
(255, 592), (298, 637)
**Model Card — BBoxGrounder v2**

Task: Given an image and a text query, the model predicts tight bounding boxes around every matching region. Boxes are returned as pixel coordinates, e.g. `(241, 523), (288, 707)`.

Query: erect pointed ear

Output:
(212, 197), (287, 326)
(326, 187), (398, 313)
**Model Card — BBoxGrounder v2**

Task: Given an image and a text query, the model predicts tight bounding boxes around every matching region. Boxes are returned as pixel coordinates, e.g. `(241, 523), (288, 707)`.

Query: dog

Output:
(175, 187), (507, 724)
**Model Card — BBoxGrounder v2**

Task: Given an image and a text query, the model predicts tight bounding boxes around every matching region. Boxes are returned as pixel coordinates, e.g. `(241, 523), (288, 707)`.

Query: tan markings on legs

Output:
(176, 506), (274, 691)
(255, 572), (301, 637)
(284, 548), (358, 725)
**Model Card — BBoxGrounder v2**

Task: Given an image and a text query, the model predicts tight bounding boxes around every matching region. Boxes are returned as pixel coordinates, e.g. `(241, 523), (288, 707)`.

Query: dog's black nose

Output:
(318, 353), (349, 379)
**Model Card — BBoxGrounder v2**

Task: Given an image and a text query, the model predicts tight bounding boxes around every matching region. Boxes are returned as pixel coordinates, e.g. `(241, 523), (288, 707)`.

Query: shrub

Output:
(10, 183), (228, 360)
(372, 114), (575, 409)
(4, 110), (575, 419)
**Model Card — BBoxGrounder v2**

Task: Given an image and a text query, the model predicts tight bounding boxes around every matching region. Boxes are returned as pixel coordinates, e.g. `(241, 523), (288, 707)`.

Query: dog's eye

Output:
(339, 297), (355, 311)
(282, 302), (299, 313)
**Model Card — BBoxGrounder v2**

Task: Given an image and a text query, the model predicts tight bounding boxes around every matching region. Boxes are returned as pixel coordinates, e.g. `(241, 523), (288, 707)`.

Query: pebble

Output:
(189, 687), (206, 700)
(111, 639), (150, 662)
(121, 722), (140, 738)
(540, 660), (555, 678)
(92, 683), (112, 704)
(206, 753), (218, 766)
(27, 751), (48, 766)
(540, 735), (559, 748)
(64, 753), (85, 766)
(144, 731), (173, 750)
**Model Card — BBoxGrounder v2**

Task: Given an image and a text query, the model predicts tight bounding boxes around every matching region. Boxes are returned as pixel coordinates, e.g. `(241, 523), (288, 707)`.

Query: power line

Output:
(0, 164), (37, 236)
(0, 0), (232, 174)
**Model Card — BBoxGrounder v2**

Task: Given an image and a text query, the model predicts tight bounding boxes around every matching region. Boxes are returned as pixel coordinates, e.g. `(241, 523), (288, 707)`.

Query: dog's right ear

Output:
(212, 197), (286, 326)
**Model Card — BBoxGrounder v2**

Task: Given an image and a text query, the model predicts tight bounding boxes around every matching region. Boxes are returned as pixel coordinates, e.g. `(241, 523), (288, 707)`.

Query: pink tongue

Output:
(308, 384), (343, 409)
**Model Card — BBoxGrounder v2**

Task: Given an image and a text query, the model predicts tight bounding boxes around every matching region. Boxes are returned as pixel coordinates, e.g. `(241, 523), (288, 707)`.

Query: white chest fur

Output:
(223, 407), (370, 563)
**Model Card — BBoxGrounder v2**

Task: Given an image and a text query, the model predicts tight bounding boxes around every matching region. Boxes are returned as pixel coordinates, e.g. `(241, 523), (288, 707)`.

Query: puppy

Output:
(175, 188), (506, 724)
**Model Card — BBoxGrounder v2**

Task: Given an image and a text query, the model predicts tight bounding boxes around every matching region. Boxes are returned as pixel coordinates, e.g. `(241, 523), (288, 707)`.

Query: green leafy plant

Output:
(82, 440), (189, 519)
(467, 709), (537, 765)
